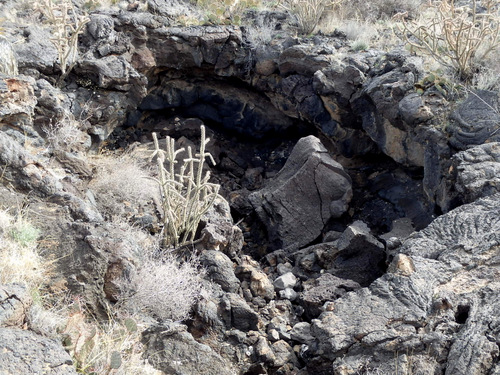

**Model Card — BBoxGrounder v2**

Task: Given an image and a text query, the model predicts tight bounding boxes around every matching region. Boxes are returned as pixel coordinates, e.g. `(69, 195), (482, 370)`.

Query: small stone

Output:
(290, 322), (314, 344)
(279, 288), (297, 301)
(274, 272), (297, 291)
(268, 329), (280, 342)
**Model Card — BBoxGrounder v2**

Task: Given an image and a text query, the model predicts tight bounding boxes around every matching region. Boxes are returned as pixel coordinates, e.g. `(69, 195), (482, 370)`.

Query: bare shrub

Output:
(90, 155), (158, 220)
(245, 19), (277, 46)
(195, 0), (262, 25)
(121, 250), (207, 322)
(43, 111), (89, 153)
(280, 0), (343, 34)
(397, 0), (499, 80)
(335, 0), (424, 22)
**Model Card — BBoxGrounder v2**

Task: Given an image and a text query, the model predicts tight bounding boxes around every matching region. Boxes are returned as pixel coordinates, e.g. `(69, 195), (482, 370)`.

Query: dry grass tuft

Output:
(90, 155), (158, 220)
(0, 210), (46, 289)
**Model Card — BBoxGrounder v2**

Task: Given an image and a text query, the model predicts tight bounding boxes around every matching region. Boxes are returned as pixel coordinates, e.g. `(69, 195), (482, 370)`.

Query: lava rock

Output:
(449, 90), (500, 150)
(142, 322), (235, 375)
(0, 328), (76, 374)
(200, 250), (240, 293)
(274, 272), (297, 291)
(310, 193), (500, 374)
(453, 142), (500, 203)
(299, 273), (361, 319)
(249, 136), (352, 250)
(0, 284), (32, 327)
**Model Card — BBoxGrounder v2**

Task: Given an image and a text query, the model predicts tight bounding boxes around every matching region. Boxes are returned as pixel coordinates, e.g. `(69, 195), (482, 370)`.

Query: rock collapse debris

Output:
(0, 1), (499, 374)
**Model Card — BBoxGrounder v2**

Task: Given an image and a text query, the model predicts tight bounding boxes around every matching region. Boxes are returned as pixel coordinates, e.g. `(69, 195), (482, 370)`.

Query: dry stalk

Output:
(397, 0), (499, 80)
(151, 125), (220, 249)
(280, 0), (343, 34)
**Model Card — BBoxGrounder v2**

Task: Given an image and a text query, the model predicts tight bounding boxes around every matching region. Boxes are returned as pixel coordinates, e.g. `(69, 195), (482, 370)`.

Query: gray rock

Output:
(453, 142), (500, 203)
(0, 75), (40, 145)
(249, 136), (352, 249)
(199, 197), (244, 258)
(14, 26), (58, 74)
(235, 256), (275, 300)
(271, 340), (299, 368)
(290, 322), (314, 344)
(299, 273), (361, 319)
(142, 322), (235, 375)
(200, 250), (240, 293)
(310, 193), (500, 374)
(0, 327), (76, 374)
(322, 221), (386, 286)
(278, 45), (331, 76)
(273, 272), (297, 291)
(279, 288), (298, 301)
(0, 284), (31, 327)
(449, 90), (500, 150)
(351, 55), (427, 167)
(222, 293), (260, 332)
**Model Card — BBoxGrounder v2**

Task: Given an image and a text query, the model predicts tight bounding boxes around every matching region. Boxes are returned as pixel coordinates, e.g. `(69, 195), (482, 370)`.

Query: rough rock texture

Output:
(310, 194), (500, 374)
(200, 250), (241, 293)
(142, 322), (236, 375)
(0, 75), (40, 145)
(453, 142), (500, 203)
(0, 284), (32, 327)
(449, 90), (500, 150)
(351, 53), (426, 167)
(0, 327), (77, 374)
(249, 136), (352, 249)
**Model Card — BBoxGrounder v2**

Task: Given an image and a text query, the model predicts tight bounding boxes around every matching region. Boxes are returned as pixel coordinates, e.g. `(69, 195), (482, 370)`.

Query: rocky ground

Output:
(0, 0), (499, 374)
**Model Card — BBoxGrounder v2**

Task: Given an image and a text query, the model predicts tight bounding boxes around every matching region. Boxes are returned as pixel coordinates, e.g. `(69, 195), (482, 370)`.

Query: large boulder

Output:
(249, 136), (352, 250)
(0, 327), (77, 374)
(309, 193), (500, 374)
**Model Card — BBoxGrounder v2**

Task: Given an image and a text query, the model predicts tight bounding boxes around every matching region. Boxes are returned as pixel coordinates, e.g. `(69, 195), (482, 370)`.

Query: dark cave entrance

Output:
(108, 71), (435, 260)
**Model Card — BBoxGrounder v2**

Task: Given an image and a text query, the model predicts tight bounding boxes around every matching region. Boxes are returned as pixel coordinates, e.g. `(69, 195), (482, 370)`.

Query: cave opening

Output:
(107, 71), (435, 259)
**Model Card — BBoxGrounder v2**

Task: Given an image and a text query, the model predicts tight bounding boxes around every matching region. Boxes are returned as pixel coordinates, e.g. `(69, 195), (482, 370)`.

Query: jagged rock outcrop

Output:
(0, 327), (77, 375)
(249, 135), (352, 250)
(309, 193), (500, 374)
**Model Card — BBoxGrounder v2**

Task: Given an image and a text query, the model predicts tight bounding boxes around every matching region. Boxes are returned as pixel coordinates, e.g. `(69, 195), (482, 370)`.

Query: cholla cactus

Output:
(0, 36), (18, 76)
(35, 0), (89, 83)
(151, 125), (220, 249)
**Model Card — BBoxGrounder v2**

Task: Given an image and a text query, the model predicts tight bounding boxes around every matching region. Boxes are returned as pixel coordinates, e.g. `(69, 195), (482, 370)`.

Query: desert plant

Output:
(151, 125), (220, 249)
(90, 155), (158, 220)
(121, 251), (207, 322)
(43, 110), (86, 152)
(0, 210), (45, 288)
(35, 0), (90, 84)
(0, 35), (18, 75)
(196, 0), (261, 25)
(397, 0), (499, 81)
(280, 0), (343, 34)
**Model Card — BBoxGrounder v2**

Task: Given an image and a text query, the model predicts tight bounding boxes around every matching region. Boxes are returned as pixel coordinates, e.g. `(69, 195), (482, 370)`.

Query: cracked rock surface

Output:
(249, 135), (352, 250)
